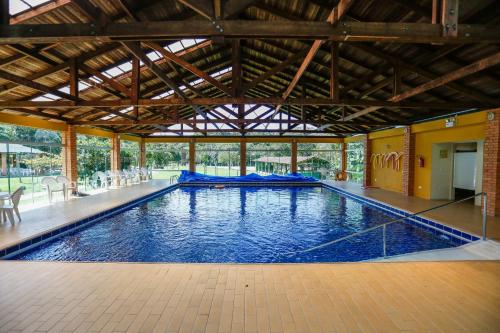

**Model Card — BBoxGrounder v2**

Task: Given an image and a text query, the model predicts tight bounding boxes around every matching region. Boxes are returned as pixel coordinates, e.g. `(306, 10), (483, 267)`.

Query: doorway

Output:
(430, 141), (483, 206)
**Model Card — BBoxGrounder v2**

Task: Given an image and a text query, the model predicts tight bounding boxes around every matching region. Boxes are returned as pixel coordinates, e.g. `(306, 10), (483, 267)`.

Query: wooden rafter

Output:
(176, 0), (214, 20)
(145, 42), (231, 96)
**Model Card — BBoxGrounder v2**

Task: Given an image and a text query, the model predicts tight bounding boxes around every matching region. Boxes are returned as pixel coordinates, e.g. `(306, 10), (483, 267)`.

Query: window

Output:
(196, 143), (240, 176)
(146, 143), (189, 179)
(298, 143), (342, 180)
(0, 124), (62, 207)
(346, 141), (365, 183)
(246, 143), (291, 175)
(9, 0), (52, 15)
(120, 140), (140, 170)
(76, 134), (111, 191)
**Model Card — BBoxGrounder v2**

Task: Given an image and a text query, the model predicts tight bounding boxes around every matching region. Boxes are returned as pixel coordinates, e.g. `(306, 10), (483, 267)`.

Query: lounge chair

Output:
(41, 176), (64, 202)
(0, 187), (24, 224)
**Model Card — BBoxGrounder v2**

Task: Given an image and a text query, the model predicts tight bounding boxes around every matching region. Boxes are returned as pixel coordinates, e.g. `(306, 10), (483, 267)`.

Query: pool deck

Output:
(323, 181), (500, 242)
(0, 261), (499, 332)
(0, 180), (174, 252)
(1, 181), (500, 331)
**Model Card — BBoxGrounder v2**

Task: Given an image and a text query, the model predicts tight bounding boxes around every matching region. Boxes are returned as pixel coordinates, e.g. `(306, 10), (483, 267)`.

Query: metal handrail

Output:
(283, 192), (488, 258)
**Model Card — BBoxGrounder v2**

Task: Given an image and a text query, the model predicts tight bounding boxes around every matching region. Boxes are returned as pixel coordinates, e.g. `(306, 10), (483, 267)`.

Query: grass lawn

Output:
(0, 175), (47, 194)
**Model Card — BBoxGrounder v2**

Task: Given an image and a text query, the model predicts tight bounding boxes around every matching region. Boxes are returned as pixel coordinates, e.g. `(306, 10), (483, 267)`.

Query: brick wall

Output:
(483, 109), (500, 216)
(62, 125), (78, 187)
(402, 127), (415, 196)
(363, 134), (371, 187)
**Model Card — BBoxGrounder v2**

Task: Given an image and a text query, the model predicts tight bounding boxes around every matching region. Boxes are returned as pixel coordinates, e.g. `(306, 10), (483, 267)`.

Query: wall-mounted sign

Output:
(488, 112), (495, 121)
(445, 116), (456, 128)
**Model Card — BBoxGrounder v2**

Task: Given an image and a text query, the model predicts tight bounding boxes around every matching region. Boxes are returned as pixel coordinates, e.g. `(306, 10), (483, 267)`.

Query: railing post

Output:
(482, 193), (488, 240)
(382, 224), (387, 258)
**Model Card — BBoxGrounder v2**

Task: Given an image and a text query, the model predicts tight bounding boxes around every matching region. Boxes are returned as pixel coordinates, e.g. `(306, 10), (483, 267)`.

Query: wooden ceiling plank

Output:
(0, 69), (77, 101)
(223, 0), (256, 18)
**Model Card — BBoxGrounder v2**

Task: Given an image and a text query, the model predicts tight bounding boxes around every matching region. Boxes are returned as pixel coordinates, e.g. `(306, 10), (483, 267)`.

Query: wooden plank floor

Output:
(0, 261), (499, 332)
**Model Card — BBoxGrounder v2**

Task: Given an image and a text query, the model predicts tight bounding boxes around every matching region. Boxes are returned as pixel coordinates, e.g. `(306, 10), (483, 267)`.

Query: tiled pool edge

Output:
(321, 182), (480, 244)
(0, 183), (180, 259)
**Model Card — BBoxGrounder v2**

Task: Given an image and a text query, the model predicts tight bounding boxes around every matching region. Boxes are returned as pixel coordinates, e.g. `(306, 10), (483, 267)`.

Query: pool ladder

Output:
(284, 192), (488, 259)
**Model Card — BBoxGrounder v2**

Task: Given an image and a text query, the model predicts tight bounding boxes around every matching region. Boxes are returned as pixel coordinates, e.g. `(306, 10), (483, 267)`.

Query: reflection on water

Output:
(14, 187), (461, 263)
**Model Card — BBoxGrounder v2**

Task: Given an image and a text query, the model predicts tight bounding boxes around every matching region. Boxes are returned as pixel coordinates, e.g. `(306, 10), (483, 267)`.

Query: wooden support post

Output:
(483, 109), (500, 216)
(0, 0), (9, 25)
(69, 57), (79, 100)
(62, 125), (78, 191)
(291, 140), (298, 174)
(402, 127), (415, 196)
(441, 0), (459, 37)
(111, 133), (121, 172)
(139, 138), (146, 168)
(232, 39), (241, 98)
(363, 135), (371, 187)
(240, 141), (246, 176)
(189, 140), (196, 173)
(330, 42), (339, 101)
(393, 61), (401, 97)
(432, 0), (440, 24)
(131, 57), (140, 119)
(341, 142), (347, 175)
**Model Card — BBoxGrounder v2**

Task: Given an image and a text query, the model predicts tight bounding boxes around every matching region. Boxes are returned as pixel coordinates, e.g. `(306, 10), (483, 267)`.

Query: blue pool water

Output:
(13, 187), (462, 263)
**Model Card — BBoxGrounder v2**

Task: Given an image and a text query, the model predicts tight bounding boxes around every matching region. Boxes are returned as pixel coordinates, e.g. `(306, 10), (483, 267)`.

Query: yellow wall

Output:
(369, 130), (404, 193)
(411, 112), (486, 199)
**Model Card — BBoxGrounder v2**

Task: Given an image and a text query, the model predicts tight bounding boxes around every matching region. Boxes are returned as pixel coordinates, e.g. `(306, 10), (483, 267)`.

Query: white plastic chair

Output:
(0, 186), (24, 224)
(129, 169), (141, 184)
(56, 175), (76, 200)
(96, 171), (109, 189)
(41, 177), (64, 203)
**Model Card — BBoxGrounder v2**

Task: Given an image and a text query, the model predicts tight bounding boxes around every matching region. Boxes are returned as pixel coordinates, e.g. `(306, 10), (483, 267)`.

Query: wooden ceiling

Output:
(0, 0), (499, 138)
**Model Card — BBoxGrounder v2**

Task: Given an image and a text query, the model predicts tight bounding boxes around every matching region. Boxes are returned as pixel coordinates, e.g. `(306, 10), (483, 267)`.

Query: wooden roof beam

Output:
(343, 51), (500, 121)
(392, 51), (500, 102)
(0, 98), (488, 109)
(0, 21), (498, 44)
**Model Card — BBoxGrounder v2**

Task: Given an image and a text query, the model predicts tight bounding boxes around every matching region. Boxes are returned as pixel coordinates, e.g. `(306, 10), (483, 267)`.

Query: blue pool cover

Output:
(178, 170), (318, 183)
